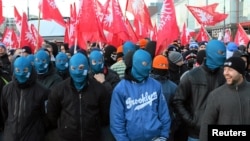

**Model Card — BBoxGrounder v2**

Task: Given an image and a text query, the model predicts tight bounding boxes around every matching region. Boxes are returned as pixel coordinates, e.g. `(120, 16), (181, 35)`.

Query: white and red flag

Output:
(19, 12), (36, 53)
(234, 24), (250, 46)
(14, 6), (22, 33)
(156, 0), (179, 55)
(196, 25), (210, 42)
(126, 0), (152, 38)
(38, 0), (65, 27)
(2, 28), (19, 48)
(186, 3), (228, 26)
(180, 23), (193, 46)
(102, 0), (129, 43)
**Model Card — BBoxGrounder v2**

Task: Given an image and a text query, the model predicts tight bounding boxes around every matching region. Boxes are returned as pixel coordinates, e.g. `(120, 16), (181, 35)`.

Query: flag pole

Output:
(36, 9), (41, 53)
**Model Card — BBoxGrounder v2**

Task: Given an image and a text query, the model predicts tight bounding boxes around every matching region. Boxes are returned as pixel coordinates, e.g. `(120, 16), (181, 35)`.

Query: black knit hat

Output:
(224, 57), (245, 75)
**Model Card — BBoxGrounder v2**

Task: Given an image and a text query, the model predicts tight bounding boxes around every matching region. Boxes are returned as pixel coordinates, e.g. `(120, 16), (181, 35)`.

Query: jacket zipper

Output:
(17, 90), (23, 138)
(79, 93), (83, 141)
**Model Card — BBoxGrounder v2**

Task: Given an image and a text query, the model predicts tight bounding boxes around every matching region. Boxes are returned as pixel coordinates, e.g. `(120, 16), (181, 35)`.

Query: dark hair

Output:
(48, 42), (59, 57)
(62, 43), (69, 51)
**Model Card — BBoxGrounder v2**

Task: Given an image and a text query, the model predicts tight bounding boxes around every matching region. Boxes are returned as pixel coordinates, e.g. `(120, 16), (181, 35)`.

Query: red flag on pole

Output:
(77, 0), (106, 45)
(196, 25), (210, 42)
(2, 28), (19, 48)
(102, 0), (129, 42)
(234, 24), (250, 46)
(126, 0), (152, 38)
(30, 24), (44, 49)
(38, 0), (65, 27)
(14, 6), (22, 32)
(186, 3), (228, 26)
(156, 0), (179, 55)
(19, 12), (36, 53)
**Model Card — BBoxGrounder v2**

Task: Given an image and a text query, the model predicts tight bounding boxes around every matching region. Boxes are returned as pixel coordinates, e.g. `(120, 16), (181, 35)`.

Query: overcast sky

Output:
(2, 0), (152, 18)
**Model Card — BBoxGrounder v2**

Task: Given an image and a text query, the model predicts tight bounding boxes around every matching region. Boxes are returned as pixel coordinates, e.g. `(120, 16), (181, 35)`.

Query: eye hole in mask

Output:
(218, 50), (225, 55)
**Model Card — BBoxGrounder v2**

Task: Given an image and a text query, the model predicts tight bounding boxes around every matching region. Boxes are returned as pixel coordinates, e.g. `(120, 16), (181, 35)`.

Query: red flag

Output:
(180, 23), (188, 46)
(30, 24), (44, 49)
(156, 0), (179, 55)
(19, 12), (36, 53)
(77, 0), (106, 45)
(201, 3), (218, 13)
(186, 3), (228, 26)
(38, 0), (65, 27)
(67, 3), (77, 47)
(2, 28), (19, 48)
(133, 18), (149, 39)
(64, 21), (69, 44)
(151, 24), (157, 41)
(196, 25), (210, 42)
(14, 6), (22, 32)
(126, 0), (152, 38)
(102, 0), (129, 42)
(0, 0), (4, 25)
(124, 17), (138, 43)
(234, 24), (250, 46)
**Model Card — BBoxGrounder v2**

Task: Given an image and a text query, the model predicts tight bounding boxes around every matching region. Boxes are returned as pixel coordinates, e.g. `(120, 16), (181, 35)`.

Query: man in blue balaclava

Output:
(110, 49), (171, 141)
(55, 52), (69, 80)
(69, 53), (89, 90)
(34, 49), (50, 74)
(47, 52), (110, 141)
(131, 49), (152, 82)
(1, 56), (49, 141)
(89, 50), (104, 74)
(34, 49), (62, 89)
(205, 40), (227, 70)
(14, 56), (32, 84)
(89, 50), (120, 141)
(172, 39), (226, 141)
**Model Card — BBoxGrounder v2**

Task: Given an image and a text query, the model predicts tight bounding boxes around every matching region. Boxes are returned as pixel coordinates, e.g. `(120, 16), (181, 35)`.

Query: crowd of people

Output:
(0, 38), (249, 141)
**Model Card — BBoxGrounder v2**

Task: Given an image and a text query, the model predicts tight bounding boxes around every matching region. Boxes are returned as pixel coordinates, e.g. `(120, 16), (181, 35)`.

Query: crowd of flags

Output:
(0, 0), (249, 55)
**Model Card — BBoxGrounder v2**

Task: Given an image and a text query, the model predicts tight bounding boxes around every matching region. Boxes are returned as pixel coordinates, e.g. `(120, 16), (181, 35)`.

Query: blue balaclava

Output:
(14, 56), (32, 83)
(55, 52), (69, 71)
(205, 40), (226, 70)
(69, 53), (89, 90)
(226, 42), (238, 59)
(27, 54), (35, 66)
(131, 49), (152, 82)
(34, 49), (50, 74)
(123, 41), (137, 57)
(89, 50), (104, 74)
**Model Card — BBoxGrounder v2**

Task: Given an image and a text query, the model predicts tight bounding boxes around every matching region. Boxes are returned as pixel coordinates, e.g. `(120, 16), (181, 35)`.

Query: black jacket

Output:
(172, 64), (225, 138)
(47, 77), (110, 141)
(1, 70), (49, 141)
(37, 62), (62, 89)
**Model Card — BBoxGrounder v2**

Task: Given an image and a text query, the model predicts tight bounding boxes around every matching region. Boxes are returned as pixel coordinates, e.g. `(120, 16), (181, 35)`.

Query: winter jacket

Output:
(172, 64), (225, 138)
(47, 77), (110, 141)
(199, 80), (250, 141)
(1, 70), (49, 141)
(37, 62), (62, 89)
(110, 69), (171, 141)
